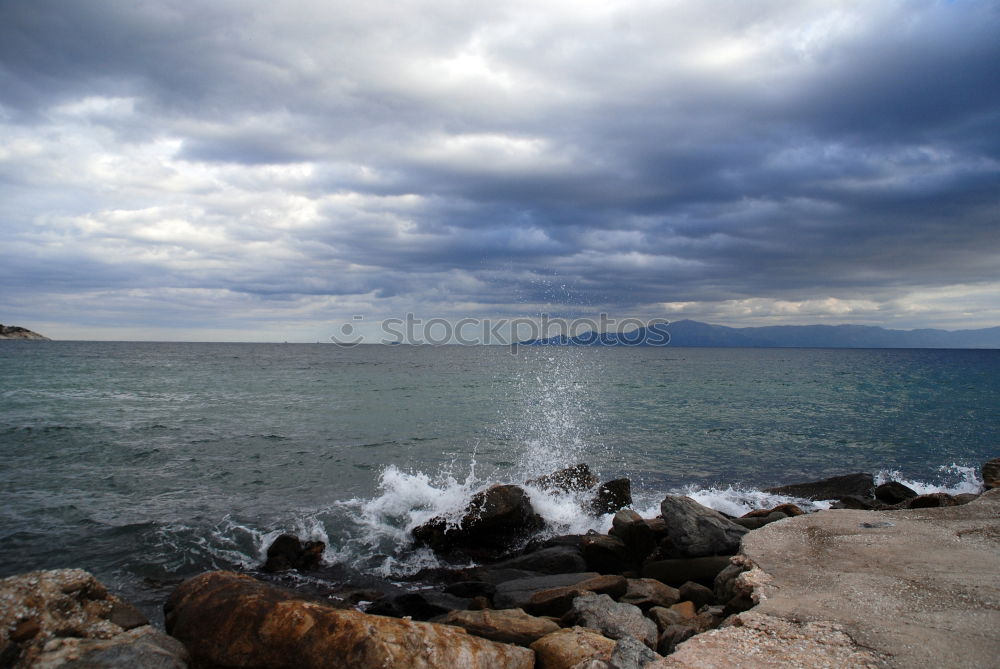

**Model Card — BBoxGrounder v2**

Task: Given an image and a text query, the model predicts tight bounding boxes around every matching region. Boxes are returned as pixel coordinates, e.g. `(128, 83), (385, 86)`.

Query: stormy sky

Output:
(1, 0), (998, 341)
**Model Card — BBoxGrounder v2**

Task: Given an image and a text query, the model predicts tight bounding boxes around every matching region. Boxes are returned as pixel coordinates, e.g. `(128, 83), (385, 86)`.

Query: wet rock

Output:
(365, 591), (471, 620)
(443, 581), (497, 599)
(561, 593), (657, 649)
(494, 572), (600, 609)
(677, 581), (715, 609)
(618, 578), (680, 612)
(165, 571), (533, 669)
(412, 484), (545, 559)
(659, 496), (749, 558)
(0, 569), (181, 669)
(906, 492), (957, 508)
(526, 575), (628, 617)
(764, 472), (875, 500)
(608, 635), (661, 669)
(528, 464), (599, 493)
(983, 457), (1000, 490)
(731, 511), (787, 530)
(741, 503), (804, 518)
(831, 495), (879, 510)
(531, 627), (616, 669)
(874, 481), (919, 505)
(609, 510), (660, 562)
(437, 607), (559, 646)
(263, 533), (326, 572)
(581, 534), (631, 573)
(656, 624), (696, 656)
(591, 479), (632, 515)
(491, 546), (588, 574)
(641, 556), (732, 587)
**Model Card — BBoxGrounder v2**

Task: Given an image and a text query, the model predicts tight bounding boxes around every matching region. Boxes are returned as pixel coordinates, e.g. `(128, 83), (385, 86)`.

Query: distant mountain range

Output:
(521, 319), (1000, 349)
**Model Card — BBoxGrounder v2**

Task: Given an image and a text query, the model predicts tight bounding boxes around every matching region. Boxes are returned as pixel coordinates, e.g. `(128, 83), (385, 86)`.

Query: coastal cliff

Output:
(0, 324), (49, 340)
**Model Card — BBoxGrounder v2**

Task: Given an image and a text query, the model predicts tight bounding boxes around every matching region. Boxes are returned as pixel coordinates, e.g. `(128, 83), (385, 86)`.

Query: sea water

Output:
(0, 342), (996, 620)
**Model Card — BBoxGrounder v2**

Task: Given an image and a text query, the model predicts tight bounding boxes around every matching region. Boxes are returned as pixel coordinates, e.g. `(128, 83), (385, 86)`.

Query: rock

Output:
(366, 591), (471, 620)
(657, 623), (696, 656)
(444, 581), (497, 599)
(731, 512), (787, 530)
(412, 484), (545, 558)
(263, 533), (326, 572)
(677, 582), (715, 609)
(30, 626), (189, 669)
(437, 608), (559, 646)
(0, 324), (50, 340)
(526, 575), (628, 617)
(610, 511), (659, 562)
(165, 571), (533, 669)
(608, 635), (661, 669)
(646, 606), (684, 634)
(531, 627), (616, 669)
(581, 534), (631, 573)
(528, 464), (599, 493)
(494, 572), (600, 609)
(659, 496), (748, 557)
(983, 457), (1000, 490)
(491, 546), (588, 574)
(641, 556), (732, 587)
(0, 569), (186, 669)
(740, 503), (804, 518)
(713, 559), (756, 616)
(561, 593), (657, 649)
(905, 492), (957, 508)
(764, 472), (875, 500)
(591, 479), (632, 515)
(953, 493), (980, 505)
(618, 578), (680, 611)
(874, 481), (918, 504)
(831, 495), (879, 510)
(692, 605), (725, 633)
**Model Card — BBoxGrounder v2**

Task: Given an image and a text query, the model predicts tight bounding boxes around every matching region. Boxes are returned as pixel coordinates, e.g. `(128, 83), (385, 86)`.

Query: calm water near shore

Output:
(1, 341), (996, 620)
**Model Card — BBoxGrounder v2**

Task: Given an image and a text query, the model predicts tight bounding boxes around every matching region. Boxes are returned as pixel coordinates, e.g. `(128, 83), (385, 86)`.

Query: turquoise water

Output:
(1, 342), (997, 618)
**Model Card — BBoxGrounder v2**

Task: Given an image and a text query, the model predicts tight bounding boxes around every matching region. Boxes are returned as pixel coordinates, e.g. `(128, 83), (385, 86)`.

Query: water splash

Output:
(874, 463), (982, 495)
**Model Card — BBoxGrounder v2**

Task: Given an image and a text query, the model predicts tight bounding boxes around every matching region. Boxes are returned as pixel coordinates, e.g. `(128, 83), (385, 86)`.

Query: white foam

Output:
(874, 463), (982, 496)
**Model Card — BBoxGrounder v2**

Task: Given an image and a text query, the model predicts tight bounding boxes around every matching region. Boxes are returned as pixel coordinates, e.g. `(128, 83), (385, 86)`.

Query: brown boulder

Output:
(741, 503), (804, 518)
(526, 575), (627, 617)
(262, 533), (325, 572)
(527, 464), (599, 493)
(412, 484), (545, 558)
(530, 627), (616, 669)
(580, 534), (631, 573)
(619, 578), (681, 611)
(165, 571), (534, 669)
(982, 457), (1000, 489)
(438, 608), (559, 646)
(906, 492), (957, 508)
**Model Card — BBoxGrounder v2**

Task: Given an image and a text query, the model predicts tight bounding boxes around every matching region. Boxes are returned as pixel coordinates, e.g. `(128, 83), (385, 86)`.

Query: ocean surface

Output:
(1, 341), (996, 621)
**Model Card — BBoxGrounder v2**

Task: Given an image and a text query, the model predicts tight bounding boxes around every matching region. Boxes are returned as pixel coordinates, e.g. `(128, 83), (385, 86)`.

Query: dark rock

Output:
(581, 534), (631, 573)
(525, 575), (628, 617)
(523, 534), (586, 554)
(657, 624), (696, 655)
(263, 534), (326, 572)
(366, 591), (472, 620)
(464, 568), (541, 585)
(437, 608), (560, 646)
(609, 635), (661, 669)
(906, 492), (958, 508)
(488, 545), (587, 574)
(443, 581), (497, 599)
(412, 484), (545, 559)
(641, 556), (732, 587)
(983, 457), (1000, 490)
(659, 496), (749, 557)
(713, 561), (755, 616)
(493, 572), (600, 609)
(764, 472), (875, 500)
(678, 581), (715, 609)
(831, 495), (879, 510)
(618, 578), (680, 611)
(874, 481), (919, 504)
(33, 626), (190, 668)
(165, 571), (534, 669)
(591, 479), (632, 515)
(527, 464), (598, 493)
(741, 503), (804, 518)
(732, 511), (788, 529)
(609, 510), (659, 562)
(647, 606), (684, 634)
(954, 493), (980, 505)
(561, 593), (658, 649)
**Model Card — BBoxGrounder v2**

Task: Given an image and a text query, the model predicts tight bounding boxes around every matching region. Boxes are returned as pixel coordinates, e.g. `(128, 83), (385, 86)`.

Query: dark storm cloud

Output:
(1, 0), (999, 337)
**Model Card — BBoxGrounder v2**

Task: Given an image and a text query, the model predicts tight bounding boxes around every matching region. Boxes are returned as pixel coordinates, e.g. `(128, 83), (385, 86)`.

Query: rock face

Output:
(262, 533), (325, 572)
(165, 571), (534, 669)
(527, 464), (599, 493)
(437, 608), (559, 646)
(659, 496), (749, 557)
(873, 481), (918, 505)
(0, 324), (49, 340)
(591, 479), (632, 515)
(560, 593), (657, 649)
(764, 472), (874, 500)
(0, 568), (188, 669)
(981, 457), (1000, 490)
(412, 484), (545, 558)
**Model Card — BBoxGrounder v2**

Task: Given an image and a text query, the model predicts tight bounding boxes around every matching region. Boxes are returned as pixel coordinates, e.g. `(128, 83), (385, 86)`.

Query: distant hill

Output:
(0, 324), (50, 340)
(521, 319), (1000, 349)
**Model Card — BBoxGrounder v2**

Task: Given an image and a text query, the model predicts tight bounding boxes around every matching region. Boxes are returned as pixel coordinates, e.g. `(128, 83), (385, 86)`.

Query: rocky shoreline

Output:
(2, 459), (997, 668)
(0, 325), (49, 341)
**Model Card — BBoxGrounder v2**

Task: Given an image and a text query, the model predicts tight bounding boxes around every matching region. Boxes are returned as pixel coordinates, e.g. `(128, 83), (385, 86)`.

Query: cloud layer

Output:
(1, 0), (999, 340)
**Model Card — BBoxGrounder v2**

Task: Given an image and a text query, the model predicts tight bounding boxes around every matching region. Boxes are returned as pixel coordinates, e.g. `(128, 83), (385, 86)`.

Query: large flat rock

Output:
(651, 488), (1000, 669)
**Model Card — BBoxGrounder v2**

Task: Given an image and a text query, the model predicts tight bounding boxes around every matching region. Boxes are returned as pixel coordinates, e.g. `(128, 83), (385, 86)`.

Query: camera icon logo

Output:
(330, 315), (365, 347)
